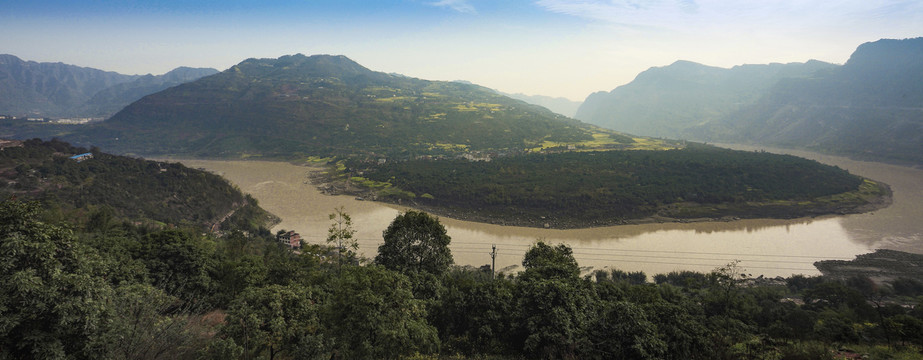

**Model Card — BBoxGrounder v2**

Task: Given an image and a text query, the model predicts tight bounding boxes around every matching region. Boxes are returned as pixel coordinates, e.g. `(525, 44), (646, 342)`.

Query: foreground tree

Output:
(0, 200), (113, 359)
(514, 241), (595, 359)
(327, 206), (358, 268)
(325, 265), (440, 359)
(376, 210), (453, 276)
(221, 284), (328, 360)
(135, 229), (216, 304)
(585, 301), (666, 359)
(103, 283), (211, 360)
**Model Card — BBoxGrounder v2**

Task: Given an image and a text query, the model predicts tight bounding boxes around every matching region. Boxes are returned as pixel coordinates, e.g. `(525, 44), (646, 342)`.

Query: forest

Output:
(3, 200), (922, 360)
(350, 143), (882, 227)
(0, 138), (273, 231)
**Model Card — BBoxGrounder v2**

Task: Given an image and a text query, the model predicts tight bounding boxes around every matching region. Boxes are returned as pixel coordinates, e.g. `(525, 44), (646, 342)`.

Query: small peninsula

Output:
(313, 144), (891, 229)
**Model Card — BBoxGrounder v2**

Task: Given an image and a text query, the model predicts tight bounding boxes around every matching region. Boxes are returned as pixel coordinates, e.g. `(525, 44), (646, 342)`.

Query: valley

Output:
(172, 145), (922, 278)
(5, 1), (923, 356)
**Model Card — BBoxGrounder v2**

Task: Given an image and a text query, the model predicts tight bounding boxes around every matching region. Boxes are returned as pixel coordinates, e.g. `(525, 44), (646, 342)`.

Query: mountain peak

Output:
(844, 37), (923, 72)
(73, 54), (596, 158)
(161, 66), (219, 82)
(234, 54), (372, 79)
(0, 54), (24, 65)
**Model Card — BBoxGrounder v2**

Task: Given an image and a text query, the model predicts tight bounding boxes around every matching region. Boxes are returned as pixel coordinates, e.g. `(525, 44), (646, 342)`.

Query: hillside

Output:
(77, 66), (219, 117)
(0, 138), (274, 230)
(0, 54), (217, 118)
(575, 60), (836, 138)
(68, 54), (627, 159)
(692, 37), (923, 165)
(576, 37), (923, 165)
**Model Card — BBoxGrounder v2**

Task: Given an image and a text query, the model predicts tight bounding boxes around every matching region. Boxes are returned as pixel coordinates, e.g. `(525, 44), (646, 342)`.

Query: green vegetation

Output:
(4, 201), (922, 359)
(0, 138), (274, 230)
(376, 210), (454, 276)
(349, 143), (879, 227)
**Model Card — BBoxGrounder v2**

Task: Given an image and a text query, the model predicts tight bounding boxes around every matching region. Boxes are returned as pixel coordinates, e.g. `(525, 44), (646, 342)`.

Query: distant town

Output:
(0, 114), (104, 124)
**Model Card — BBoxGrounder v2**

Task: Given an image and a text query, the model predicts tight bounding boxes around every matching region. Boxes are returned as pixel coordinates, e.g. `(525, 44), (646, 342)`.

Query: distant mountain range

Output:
(576, 59), (838, 138)
(0, 54), (217, 118)
(500, 92), (582, 118)
(68, 54), (618, 158)
(691, 38), (923, 164)
(450, 80), (582, 117)
(576, 37), (923, 165)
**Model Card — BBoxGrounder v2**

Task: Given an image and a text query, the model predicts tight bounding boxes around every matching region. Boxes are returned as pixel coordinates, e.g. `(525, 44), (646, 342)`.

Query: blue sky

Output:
(2, 0), (922, 100)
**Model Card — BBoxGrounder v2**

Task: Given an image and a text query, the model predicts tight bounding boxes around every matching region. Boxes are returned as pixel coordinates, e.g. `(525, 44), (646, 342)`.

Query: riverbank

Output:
(174, 157), (917, 279)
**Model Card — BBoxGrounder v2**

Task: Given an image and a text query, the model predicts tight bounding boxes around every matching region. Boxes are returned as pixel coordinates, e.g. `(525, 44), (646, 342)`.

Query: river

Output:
(175, 146), (923, 279)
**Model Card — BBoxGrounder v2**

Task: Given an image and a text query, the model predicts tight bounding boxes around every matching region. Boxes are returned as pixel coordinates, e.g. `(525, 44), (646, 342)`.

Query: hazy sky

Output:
(2, 0), (922, 100)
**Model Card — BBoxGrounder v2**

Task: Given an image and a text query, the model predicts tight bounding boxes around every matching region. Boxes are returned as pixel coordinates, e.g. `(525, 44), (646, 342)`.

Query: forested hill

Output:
(68, 54), (617, 159)
(691, 37), (923, 165)
(0, 138), (272, 230)
(346, 143), (887, 228)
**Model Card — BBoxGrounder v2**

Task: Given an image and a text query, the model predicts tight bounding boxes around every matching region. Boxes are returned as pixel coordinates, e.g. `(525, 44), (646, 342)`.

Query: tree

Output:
(135, 229), (216, 304)
(513, 241), (595, 359)
(520, 241), (580, 281)
(324, 265), (439, 359)
(221, 284), (328, 360)
(102, 283), (211, 360)
(432, 268), (515, 355)
(585, 301), (666, 360)
(376, 210), (453, 275)
(327, 206), (357, 268)
(0, 200), (114, 359)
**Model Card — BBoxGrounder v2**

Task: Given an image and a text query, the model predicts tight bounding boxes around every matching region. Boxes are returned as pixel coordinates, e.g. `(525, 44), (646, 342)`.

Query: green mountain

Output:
(692, 37), (923, 164)
(77, 66), (219, 117)
(576, 60), (836, 138)
(69, 54), (615, 159)
(0, 138), (272, 230)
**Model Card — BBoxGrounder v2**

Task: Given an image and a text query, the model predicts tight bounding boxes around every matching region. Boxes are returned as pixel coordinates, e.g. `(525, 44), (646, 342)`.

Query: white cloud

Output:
(429, 0), (477, 14)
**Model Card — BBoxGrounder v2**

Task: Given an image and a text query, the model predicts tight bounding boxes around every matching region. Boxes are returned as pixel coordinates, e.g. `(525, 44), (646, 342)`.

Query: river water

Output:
(176, 146), (923, 278)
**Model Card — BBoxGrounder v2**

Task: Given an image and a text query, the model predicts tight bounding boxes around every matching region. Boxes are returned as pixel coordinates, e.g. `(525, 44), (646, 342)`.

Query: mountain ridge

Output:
(0, 54), (217, 118)
(68, 54), (624, 159)
(576, 37), (923, 165)
(691, 37), (923, 164)
(575, 59), (836, 138)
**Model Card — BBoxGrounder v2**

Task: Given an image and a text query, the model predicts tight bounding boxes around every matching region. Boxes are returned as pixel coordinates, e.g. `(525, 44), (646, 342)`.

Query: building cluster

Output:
(0, 115), (103, 124)
(0, 139), (23, 149)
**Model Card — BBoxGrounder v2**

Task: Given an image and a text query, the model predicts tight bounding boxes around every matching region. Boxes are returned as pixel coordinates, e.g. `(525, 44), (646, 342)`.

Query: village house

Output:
(69, 152), (94, 162)
(277, 230), (302, 249)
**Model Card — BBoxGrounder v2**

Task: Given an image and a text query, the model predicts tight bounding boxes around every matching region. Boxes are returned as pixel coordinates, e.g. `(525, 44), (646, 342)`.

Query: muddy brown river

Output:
(174, 146), (923, 278)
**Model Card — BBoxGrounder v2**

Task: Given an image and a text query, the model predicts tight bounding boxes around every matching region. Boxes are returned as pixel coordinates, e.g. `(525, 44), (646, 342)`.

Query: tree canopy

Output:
(376, 210), (453, 276)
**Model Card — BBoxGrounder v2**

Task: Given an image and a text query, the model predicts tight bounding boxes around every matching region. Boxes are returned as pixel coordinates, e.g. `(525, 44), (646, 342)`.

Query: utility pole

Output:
(490, 244), (497, 280)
